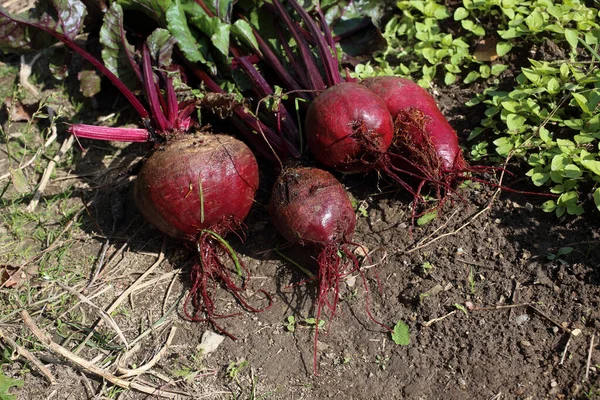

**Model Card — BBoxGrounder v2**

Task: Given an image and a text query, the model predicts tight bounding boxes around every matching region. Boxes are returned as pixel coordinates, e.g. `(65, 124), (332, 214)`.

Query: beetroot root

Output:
(360, 76), (467, 174)
(134, 133), (259, 240)
(134, 133), (270, 338)
(305, 82), (394, 173)
(270, 167), (390, 373)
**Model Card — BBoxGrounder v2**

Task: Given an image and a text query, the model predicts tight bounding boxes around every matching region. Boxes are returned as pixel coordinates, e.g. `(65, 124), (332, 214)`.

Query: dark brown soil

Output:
(1, 16), (600, 400)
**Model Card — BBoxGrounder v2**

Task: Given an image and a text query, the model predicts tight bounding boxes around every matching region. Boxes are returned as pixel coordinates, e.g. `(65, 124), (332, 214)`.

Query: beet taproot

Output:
(360, 76), (467, 175)
(305, 82), (394, 173)
(270, 167), (389, 374)
(135, 133), (270, 338)
(134, 133), (259, 240)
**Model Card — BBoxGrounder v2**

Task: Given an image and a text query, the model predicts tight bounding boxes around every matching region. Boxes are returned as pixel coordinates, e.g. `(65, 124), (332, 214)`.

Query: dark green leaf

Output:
(166, 1), (215, 72)
(146, 28), (177, 68)
(189, 13), (230, 58)
(100, 2), (139, 91)
(117, 0), (172, 25)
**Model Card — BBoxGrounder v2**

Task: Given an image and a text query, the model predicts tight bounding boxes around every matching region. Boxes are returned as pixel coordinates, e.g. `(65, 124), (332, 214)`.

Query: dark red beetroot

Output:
(134, 134), (258, 240)
(360, 76), (468, 175)
(305, 82), (394, 173)
(270, 167), (390, 374)
(135, 133), (270, 338)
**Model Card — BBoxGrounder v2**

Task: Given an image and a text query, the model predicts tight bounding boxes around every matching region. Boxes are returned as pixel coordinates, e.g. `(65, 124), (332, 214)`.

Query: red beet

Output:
(360, 76), (467, 174)
(135, 133), (270, 338)
(305, 82), (394, 173)
(270, 167), (389, 374)
(134, 133), (259, 240)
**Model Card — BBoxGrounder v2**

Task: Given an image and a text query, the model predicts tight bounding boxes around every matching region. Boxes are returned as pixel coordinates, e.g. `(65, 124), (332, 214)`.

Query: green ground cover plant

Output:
(354, 0), (600, 215)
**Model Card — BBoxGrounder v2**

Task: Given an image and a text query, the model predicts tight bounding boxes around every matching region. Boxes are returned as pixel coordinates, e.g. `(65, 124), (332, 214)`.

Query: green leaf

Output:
(539, 127), (553, 144)
(506, 113), (526, 131)
(557, 247), (573, 257)
(557, 139), (576, 155)
(551, 154), (567, 172)
(541, 200), (556, 212)
(593, 188), (600, 211)
(572, 92), (590, 114)
(454, 7), (469, 20)
(0, 373), (23, 400)
(166, 1), (215, 72)
(391, 321), (410, 346)
(417, 210), (438, 226)
(146, 28), (177, 68)
(565, 29), (579, 48)
(444, 72), (456, 85)
(531, 171), (550, 186)
(525, 10), (543, 31)
(581, 158), (600, 176)
(491, 64), (508, 76)
(231, 19), (259, 51)
(189, 13), (230, 58)
(464, 70), (480, 84)
(547, 77), (561, 94)
(494, 136), (513, 156)
(495, 41), (512, 57)
(563, 164), (582, 179)
(118, 0), (172, 25)
(100, 2), (139, 91)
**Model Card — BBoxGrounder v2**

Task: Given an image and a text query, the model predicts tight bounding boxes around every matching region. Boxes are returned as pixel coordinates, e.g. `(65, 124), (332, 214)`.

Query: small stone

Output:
(571, 328), (582, 337)
(520, 340), (532, 347)
(552, 327), (559, 334)
(345, 275), (357, 288)
(354, 246), (368, 258)
(494, 218), (501, 224)
(465, 301), (474, 311)
(197, 331), (225, 355)
(525, 202), (534, 212)
(515, 314), (530, 326)
(550, 379), (558, 388)
(316, 340), (329, 351)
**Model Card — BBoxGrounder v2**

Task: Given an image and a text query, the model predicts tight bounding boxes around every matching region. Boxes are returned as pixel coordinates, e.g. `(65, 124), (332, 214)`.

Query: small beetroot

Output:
(270, 167), (390, 374)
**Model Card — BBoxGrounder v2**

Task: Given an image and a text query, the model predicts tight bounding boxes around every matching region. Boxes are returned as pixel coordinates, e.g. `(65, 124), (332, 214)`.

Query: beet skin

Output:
(134, 133), (259, 240)
(269, 167), (356, 246)
(305, 82), (394, 173)
(361, 76), (466, 172)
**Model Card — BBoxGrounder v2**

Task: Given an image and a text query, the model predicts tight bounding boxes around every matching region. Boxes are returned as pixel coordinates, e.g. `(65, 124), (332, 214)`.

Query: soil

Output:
(1, 11), (600, 400)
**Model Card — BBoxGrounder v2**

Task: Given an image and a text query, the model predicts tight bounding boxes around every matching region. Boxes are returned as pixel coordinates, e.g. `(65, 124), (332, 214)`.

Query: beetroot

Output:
(134, 133), (270, 338)
(305, 82), (394, 173)
(134, 134), (259, 240)
(360, 76), (468, 176)
(270, 167), (389, 373)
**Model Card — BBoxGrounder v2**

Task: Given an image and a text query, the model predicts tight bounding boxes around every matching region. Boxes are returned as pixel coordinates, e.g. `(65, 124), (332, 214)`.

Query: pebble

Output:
(197, 330), (225, 354)
(525, 202), (534, 212)
(550, 379), (558, 388)
(515, 314), (530, 326)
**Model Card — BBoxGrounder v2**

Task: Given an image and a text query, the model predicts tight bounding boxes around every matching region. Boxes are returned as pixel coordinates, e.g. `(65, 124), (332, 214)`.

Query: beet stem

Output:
(69, 124), (149, 142)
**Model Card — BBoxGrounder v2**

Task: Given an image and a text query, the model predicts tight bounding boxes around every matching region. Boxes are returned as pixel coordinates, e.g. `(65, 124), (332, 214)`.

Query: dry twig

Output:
(585, 333), (595, 382)
(27, 132), (74, 211)
(74, 238), (167, 354)
(0, 328), (56, 384)
(117, 326), (177, 378)
(20, 310), (185, 399)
